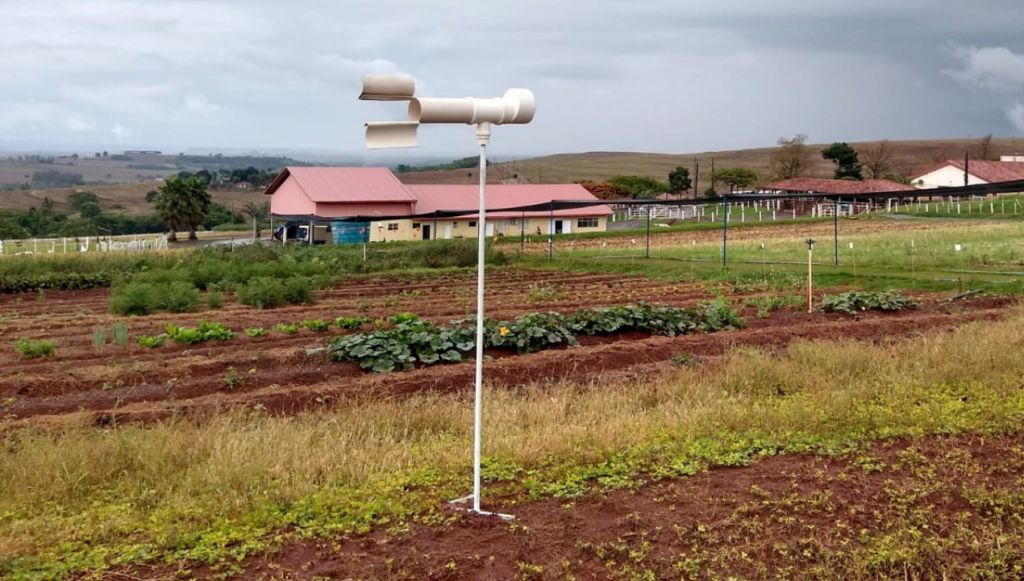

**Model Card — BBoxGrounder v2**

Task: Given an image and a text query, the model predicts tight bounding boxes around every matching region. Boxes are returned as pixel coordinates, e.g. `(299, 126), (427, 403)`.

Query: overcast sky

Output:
(2, 0), (1024, 159)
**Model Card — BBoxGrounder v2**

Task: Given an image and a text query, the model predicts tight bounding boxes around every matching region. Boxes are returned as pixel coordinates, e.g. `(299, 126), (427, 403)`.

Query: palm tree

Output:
(242, 201), (270, 239)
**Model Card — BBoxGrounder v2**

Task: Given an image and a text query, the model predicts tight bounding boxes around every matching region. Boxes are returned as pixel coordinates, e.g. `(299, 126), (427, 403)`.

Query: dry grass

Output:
(400, 137), (1024, 184)
(4, 306), (1024, 576)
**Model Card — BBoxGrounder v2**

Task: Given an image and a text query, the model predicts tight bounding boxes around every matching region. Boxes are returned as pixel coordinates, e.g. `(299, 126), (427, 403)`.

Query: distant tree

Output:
(242, 201), (271, 238)
(0, 218), (30, 239)
(195, 169), (213, 185)
(668, 166), (692, 197)
(56, 217), (96, 238)
(40, 197), (55, 210)
(79, 202), (103, 219)
(70, 153), (79, 160)
(95, 153), (101, 159)
(152, 175), (210, 242)
(972, 133), (996, 161)
(711, 168), (759, 193)
(606, 175), (670, 198)
(769, 134), (814, 179)
(859, 140), (897, 179)
(102, 151), (108, 158)
(703, 187), (719, 199)
(821, 142), (863, 180)
(66, 191), (99, 213)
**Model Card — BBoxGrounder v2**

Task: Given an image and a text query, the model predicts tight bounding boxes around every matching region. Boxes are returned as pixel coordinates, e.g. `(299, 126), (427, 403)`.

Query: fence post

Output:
(646, 204), (651, 259)
(833, 199), (839, 266)
(722, 195), (729, 269)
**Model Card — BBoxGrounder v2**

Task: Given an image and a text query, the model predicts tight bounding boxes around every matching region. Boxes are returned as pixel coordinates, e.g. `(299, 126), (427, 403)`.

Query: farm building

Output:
(763, 178), (916, 195)
(264, 167), (611, 243)
(910, 160), (1024, 189)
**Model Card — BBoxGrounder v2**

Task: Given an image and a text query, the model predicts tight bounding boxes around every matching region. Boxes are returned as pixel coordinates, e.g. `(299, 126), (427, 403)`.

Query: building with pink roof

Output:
(265, 167), (611, 242)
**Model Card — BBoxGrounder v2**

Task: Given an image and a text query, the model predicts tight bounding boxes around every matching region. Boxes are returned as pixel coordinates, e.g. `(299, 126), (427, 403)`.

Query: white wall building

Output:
(911, 160), (1024, 189)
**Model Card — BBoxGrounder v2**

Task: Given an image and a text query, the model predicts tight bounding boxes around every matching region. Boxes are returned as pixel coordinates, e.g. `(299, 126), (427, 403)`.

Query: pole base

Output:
(449, 495), (515, 520)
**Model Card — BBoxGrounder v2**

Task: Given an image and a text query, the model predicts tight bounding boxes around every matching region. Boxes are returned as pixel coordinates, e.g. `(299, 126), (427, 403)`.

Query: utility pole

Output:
(693, 159), (700, 199)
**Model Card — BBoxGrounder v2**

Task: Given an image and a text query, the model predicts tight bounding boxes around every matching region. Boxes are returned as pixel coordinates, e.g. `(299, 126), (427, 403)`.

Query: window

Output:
(387, 223), (399, 231)
(452, 222), (458, 228)
(509, 218), (519, 226)
(577, 217), (599, 228)
(468, 221), (477, 228)
(412, 223), (420, 229)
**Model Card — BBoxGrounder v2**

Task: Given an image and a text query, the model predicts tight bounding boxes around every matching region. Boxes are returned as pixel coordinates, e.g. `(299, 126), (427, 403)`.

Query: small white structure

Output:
(911, 159), (1024, 189)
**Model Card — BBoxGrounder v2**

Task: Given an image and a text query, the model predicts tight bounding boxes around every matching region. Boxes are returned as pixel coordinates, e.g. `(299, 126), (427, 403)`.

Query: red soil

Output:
(0, 269), (1015, 430)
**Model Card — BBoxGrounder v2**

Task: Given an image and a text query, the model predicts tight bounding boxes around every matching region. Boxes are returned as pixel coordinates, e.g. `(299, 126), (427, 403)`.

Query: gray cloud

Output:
(0, 0), (1022, 158)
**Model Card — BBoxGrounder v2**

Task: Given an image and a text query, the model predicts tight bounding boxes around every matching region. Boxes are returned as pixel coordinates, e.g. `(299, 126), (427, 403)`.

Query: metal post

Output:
(548, 200), (554, 261)
(520, 210), (525, 255)
(833, 199), (839, 266)
(722, 195), (728, 268)
(646, 204), (651, 258)
(472, 122), (490, 515)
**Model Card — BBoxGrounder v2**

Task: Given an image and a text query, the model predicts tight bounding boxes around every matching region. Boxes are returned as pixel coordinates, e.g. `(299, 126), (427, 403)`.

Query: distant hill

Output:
(397, 138), (1024, 185)
(0, 182), (265, 216)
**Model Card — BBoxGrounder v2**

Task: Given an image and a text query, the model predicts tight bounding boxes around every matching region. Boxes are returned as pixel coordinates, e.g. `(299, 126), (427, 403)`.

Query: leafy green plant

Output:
(165, 322), (236, 345)
(111, 322), (129, 348)
(135, 334), (167, 349)
(820, 291), (917, 315)
(13, 338), (55, 359)
(224, 367), (243, 389)
(300, 319), (330, 332)
(356, 301), (371, 313)
(91, 327), (108, 353)
(244, 327), (268, 338)
(273, 323), (299, 335)
(335, 316), (372, 330)
(486, 312), (578, 355)
(329, 319), (476, 372)
(387, 312), (419, 325)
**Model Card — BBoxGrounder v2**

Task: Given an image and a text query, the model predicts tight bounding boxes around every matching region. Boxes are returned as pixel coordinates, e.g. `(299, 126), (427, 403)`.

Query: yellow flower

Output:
(499, 326), (510, 336)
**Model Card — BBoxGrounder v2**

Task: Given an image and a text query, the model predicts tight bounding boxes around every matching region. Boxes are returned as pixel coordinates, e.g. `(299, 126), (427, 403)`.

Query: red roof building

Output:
(910, 160), (1024, 189)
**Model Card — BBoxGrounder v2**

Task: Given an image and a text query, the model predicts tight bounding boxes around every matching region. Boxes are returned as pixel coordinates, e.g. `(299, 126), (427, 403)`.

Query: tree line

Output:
(578, 133), (1003, 200)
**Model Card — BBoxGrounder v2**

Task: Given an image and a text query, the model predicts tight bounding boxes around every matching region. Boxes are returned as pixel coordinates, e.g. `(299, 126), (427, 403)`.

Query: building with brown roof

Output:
(763, 178), (916, 195)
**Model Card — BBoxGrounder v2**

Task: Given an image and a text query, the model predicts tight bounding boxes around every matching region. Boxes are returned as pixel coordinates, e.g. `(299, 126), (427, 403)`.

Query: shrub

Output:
(820, 291), (917, 315)
(109, 282), (159, 316)
(300, 319), (330, 332)
(14, 338), (55, 359)
(283, 277), (312, 305)
(165, 322), (236, 345)
(387, 313), (419, 325)
(236, 277), (286, 309)
(111, 322), (129, 348)
(159, 282), (200, 313)
(335, 316), (372, 330)
(205, 291), (225, 310)
(244, 327), (268, 338)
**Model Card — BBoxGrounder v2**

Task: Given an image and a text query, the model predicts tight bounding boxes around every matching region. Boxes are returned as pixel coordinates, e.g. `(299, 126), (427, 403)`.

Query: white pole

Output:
(472, 122), (490, 515)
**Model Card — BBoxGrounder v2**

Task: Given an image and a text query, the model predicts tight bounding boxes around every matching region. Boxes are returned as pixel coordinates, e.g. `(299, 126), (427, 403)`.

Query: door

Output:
(443, 224), (453, 239)
(562, 220), (571, 234)
(485, 222), (495, 237)
(554, 220), (564, 234)
(422, 224), (431, 240)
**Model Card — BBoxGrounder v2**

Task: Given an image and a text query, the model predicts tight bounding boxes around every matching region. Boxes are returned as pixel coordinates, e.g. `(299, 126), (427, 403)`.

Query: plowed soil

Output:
(0, 269), (1014, 430)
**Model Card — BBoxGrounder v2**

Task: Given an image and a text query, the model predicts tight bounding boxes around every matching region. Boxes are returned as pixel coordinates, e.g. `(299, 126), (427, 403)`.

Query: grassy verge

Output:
(4, 308), (1024, 579)
(496, 214), (833, 244)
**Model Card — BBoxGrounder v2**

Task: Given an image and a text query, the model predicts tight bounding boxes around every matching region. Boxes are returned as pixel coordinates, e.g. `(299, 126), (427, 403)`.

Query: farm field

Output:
(5, 269), (1012, 430)
(2, 238), (1024, 580)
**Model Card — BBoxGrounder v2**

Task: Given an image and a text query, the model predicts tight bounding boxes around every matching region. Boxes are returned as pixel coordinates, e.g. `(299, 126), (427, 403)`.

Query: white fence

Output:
(0, 235), (168, 256)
